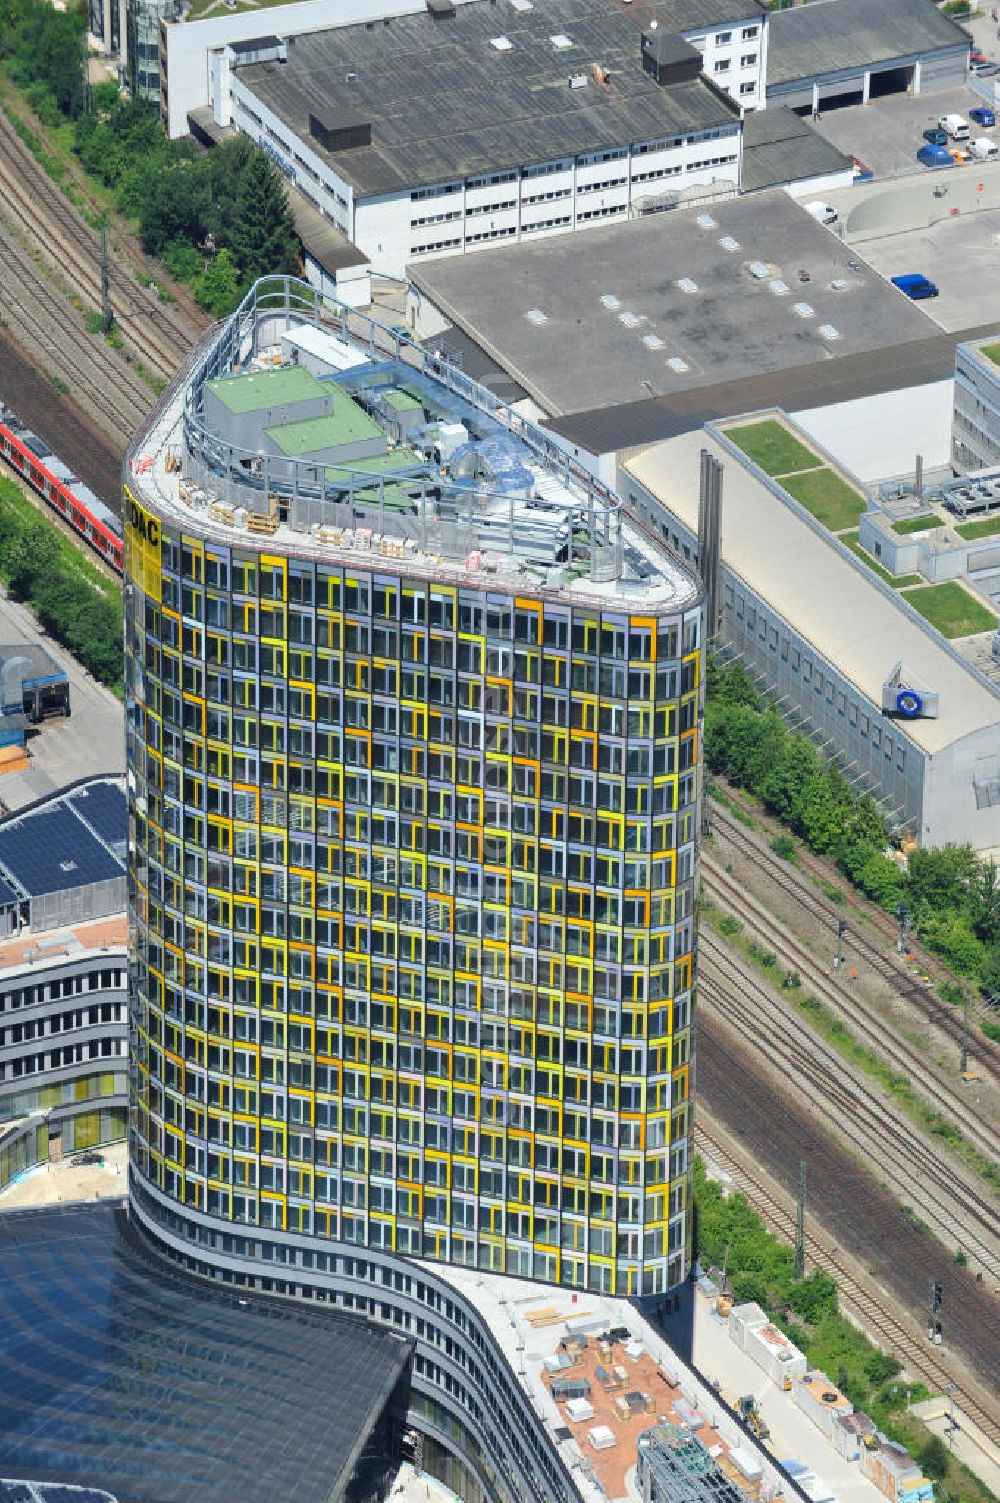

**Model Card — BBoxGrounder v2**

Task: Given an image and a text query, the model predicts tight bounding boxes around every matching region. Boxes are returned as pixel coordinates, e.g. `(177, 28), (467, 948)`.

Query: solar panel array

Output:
(0, 778), (126, 904)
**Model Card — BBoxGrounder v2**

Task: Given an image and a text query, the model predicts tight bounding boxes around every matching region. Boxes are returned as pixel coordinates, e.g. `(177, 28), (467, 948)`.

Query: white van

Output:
(970, 136), (999, 159)
(939, 113), (971, 140)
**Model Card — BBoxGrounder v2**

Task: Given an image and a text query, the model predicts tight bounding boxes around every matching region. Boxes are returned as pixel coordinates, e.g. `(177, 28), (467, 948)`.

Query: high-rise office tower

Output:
(124, 281), (702, 1315)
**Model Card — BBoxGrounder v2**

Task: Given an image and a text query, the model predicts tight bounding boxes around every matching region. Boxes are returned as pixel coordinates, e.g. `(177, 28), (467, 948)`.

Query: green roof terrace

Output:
(205, 364), (325, 414)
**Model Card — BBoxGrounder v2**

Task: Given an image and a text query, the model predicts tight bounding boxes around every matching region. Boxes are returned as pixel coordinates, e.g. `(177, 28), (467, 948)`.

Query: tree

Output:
(139, 160), (210, 257)
(714, 659), (763, 710)
(918, 910), (986, 978)
(760, 735), (820, 824)
(906, 845), (977, 916)
(916, 1435), (951, 1483)
(787, 1271), (838, 1323)
(229, 150), (299, 283)
(854, 850), (904, 910)
(968, 859), (1000, 948)
(978, 946), (1000, 1002)
(799, 773), (846, 854)
(194, 248), (240, 318)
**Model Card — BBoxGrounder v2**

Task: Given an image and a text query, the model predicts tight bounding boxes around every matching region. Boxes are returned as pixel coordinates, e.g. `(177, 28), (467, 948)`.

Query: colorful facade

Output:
(125, 277), (702, 1303)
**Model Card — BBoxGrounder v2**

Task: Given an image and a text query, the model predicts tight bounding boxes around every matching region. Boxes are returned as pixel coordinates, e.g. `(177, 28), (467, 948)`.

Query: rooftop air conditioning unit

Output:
(568, 73), (588, 88)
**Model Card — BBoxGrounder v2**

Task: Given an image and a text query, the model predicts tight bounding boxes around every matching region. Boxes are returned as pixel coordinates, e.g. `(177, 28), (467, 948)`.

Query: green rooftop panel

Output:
(326, 449), (423, 484)
(266, 387), (385, 456)
(383, 388), (424, 413)
(206, 364), (325, 413)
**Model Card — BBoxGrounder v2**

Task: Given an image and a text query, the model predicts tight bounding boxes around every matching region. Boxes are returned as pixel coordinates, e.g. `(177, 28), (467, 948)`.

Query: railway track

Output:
(694, 1111), (1000, 1444)
(0, 229), (152, 446)
(703, 852), (999, 1162)
(708, 799), (1000, 1053)
(699, 933), (1000, 1279)
(0, 108), (202, 386)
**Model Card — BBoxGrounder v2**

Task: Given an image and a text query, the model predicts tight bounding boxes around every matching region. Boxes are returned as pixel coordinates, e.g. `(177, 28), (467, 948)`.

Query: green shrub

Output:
(0, 478), (122, 693)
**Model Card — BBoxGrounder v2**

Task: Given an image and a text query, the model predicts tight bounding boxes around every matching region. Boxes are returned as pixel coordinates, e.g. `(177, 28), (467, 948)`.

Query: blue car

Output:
(917, 142), (955, 167)
(970, 105), (996, 126)
(891, 274), (940, 300)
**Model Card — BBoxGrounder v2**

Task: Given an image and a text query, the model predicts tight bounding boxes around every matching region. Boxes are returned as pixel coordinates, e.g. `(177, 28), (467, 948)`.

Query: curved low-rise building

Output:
(124, 277), (703, 1501)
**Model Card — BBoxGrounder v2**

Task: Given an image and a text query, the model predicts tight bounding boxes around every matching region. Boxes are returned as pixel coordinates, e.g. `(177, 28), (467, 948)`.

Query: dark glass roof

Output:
(0, 807), (123, 895)
(0, 1204), (412, 1503)
(65, 782), (127, 854)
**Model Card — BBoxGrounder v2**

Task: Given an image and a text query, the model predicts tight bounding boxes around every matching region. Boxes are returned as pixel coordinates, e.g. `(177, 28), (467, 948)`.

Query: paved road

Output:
(0, 585), (123, 810)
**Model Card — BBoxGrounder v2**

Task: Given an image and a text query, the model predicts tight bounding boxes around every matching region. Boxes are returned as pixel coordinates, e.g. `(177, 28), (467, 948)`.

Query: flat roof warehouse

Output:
(236, 0), (745, 197)
(408, 190), (934, 417)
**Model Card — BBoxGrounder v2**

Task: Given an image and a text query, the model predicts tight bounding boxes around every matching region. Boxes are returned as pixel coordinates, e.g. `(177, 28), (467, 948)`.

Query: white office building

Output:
(193, 0), (762, 277)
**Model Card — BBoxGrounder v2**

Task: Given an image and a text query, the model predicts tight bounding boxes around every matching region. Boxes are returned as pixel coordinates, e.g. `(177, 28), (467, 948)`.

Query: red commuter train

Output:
(0, 402), (124, 572)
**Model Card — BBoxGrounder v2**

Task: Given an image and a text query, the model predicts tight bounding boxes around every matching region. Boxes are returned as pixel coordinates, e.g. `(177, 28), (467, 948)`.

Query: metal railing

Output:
(177, 277), (623, 581)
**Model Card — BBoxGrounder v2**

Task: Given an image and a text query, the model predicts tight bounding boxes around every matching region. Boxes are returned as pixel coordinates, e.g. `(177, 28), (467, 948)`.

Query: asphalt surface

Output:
(0, 324), (123, 509)
(0, 584), (124, 809)
(812, 82), (994, 180)
(850, 205), (1000, 332)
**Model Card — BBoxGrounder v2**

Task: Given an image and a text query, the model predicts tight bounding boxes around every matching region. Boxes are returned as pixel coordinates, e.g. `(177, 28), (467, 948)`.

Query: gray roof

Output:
(239, 0), (740, 197)
(741, 106), (851, 192)
(649, 0), (766, 28)
(0, 1202), (413, 1503)
(286, 183), (369, 271)
(409, 189), (933, 417)
(767, 0), (969, 88)
(627, 429), (1000, 759)
(546, 315), (1000, 455)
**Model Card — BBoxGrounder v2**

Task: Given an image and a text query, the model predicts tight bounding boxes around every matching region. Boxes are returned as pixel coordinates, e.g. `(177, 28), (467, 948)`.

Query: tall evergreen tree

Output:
(230, 151), (300, 283)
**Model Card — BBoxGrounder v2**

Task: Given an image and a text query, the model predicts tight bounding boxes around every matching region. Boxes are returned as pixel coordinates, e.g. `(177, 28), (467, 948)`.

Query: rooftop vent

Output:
(793, 302), (814, 318)
(677, 277), (698, 294)
(550, 32), (572, 47)
(641, 27), (701, 86)
(719, 235), (740, 251)
(600, 294), (620, 310)
(309, 110), (371, 152)
(667, 356), (689, 373)
(818, 323), (841, 340)
(59, 859), (78, 873)
(426, 0), (456, 16)
(525, 308), (547, 324)
(830, 277), (848, 290)
(490, 34), (513, 50)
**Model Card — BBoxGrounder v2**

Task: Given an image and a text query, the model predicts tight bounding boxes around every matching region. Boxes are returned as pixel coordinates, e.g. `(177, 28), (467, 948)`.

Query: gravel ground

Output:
(0, 1140), (127, 1210)
(706, 797), (1000, 1128)
(0, 323), (123, 509)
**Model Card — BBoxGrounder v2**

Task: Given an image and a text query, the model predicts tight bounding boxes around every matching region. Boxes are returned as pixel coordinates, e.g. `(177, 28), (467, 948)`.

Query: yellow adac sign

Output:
(123, 485), (162, 604)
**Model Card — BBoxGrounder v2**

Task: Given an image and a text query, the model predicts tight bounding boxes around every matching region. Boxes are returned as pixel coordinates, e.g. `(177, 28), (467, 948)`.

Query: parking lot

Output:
(849, 204), (1000, 331)
(0, 585), (124, 809)
(811, 83), (998, 180)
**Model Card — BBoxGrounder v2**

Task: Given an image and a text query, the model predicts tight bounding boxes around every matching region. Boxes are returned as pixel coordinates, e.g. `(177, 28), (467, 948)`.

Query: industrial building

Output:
(621, 423), (1000, 850)
(0, 777), (128, 1192)
(407, 189), (933, 455)
(765, 0), (971, 114)
(217, 0), (748, 277)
